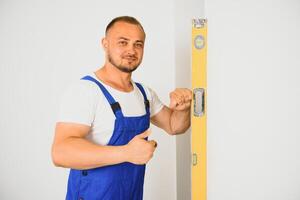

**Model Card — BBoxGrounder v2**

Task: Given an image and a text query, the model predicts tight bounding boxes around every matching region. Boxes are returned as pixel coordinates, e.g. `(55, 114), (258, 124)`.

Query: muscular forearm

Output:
(52, 138), (127, 170)
(170, 108), (191, 134)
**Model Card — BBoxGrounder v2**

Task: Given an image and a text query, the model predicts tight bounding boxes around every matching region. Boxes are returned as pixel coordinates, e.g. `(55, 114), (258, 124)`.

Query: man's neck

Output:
(95, 65), (133, 92)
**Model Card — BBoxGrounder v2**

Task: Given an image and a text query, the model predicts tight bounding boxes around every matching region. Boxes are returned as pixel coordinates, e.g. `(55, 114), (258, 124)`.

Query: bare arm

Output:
(51, 122), (156, 170)
(151, 88), (192, 135)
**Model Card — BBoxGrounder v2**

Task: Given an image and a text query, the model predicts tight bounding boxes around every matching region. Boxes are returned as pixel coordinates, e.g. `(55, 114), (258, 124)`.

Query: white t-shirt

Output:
(57, 73), (164, 145)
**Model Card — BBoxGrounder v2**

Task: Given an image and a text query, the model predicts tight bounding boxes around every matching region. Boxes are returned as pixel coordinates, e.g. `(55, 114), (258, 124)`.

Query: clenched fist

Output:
(124, 129), (157, 165)
(169, 88), (192, 111)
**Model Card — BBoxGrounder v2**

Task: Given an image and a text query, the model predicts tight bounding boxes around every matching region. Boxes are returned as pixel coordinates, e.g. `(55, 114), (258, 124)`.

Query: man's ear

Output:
(101, 37), (108, 50)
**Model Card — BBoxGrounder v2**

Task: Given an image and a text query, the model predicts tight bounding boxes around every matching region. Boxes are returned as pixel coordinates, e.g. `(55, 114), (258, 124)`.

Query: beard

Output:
(108, 53), (141, 73)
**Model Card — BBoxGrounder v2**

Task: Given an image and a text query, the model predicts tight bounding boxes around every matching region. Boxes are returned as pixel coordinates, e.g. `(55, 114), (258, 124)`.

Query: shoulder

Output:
(57, 76), (106, 125)
(60, 77), (105, 107)
(65, 78), (102, 98)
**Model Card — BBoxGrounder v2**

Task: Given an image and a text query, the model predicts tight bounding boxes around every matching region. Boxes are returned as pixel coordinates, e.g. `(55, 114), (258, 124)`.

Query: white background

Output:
(1, 0), (300, 200)
(205, 0), (300, 199)
(0, 0), (177, 199)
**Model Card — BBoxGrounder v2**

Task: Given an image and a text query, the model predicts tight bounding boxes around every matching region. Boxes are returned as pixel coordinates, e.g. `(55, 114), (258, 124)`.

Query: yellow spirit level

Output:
(191, 18), (207, 200)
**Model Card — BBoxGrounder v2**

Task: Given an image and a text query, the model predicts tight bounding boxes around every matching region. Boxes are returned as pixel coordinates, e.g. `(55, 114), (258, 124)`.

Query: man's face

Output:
(103, 21), (145, 73)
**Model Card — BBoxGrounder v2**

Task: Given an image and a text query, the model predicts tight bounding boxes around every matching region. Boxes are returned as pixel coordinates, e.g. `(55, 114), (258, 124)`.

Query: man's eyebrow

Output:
(118, 37), (129, 41)
(118, 37), (144, 43)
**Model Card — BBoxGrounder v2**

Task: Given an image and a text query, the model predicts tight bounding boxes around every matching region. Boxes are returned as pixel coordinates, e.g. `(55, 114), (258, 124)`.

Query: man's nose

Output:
(125, 44), (136, 54)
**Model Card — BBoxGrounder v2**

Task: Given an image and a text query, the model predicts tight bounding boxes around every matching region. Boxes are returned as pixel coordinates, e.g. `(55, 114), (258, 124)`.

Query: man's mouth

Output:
(123, 56), (137, 61)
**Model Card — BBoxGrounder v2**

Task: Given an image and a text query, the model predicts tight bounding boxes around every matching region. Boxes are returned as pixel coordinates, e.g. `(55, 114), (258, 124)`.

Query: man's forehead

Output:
(106, 21), (145, 39)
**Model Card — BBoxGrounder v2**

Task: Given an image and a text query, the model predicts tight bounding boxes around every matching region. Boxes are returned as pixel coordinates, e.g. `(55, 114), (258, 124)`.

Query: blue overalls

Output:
(66, 75), (150, 200)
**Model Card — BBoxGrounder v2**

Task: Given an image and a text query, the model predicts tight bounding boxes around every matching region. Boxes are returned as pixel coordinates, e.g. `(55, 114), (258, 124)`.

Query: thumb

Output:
(169, 98), (178, 110)
(149, 140), (157, 148)
(136, 129), (151, 139)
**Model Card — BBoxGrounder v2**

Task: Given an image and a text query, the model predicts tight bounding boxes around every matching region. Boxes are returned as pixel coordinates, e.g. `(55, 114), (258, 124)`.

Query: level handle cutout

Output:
(193, 88), (205, 117)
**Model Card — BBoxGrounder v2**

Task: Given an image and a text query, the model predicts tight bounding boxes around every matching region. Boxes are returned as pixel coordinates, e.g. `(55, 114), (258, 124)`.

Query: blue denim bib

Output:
(66, 75), (150, 200)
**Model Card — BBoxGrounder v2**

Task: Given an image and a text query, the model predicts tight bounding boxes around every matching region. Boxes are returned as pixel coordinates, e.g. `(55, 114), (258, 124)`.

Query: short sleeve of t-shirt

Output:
(57, 81), (101, 126)
(142, 85), (164, 117)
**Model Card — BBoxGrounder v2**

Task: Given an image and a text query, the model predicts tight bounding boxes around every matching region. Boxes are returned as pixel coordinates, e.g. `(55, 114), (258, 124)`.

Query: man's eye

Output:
(135, 43), (143, 48)
(119, 41), (127, 46)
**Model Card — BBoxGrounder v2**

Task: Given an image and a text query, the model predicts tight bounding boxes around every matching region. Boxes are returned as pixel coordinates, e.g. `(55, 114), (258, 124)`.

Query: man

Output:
(52, 16), (191, 200)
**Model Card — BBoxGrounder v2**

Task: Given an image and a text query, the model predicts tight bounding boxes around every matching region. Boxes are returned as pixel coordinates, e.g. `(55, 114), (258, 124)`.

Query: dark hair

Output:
(105, 16), (145, 36)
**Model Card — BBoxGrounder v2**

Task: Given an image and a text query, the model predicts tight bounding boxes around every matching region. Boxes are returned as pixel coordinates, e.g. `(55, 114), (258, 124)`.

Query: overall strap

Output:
(135, 82), (150, 115)
(81, 75), (123, 118)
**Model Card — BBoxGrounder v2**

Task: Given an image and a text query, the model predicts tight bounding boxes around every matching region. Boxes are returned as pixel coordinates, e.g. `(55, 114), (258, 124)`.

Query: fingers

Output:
(136, 129), (151, 139)
(170, 88), (192, 103)
(177, 88), (192, 102)
(169, 88), (192, 109)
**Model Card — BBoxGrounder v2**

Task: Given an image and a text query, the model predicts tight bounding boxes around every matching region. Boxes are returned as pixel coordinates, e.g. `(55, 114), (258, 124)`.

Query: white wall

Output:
(205, 0), (300, 199)
(3, 1), (297, 200)
(0, 1), (176, 199)
(173, 0), (205, 199)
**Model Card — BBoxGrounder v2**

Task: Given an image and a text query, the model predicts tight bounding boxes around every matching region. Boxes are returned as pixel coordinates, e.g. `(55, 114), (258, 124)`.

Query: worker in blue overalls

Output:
(52, 16), (192, 200)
